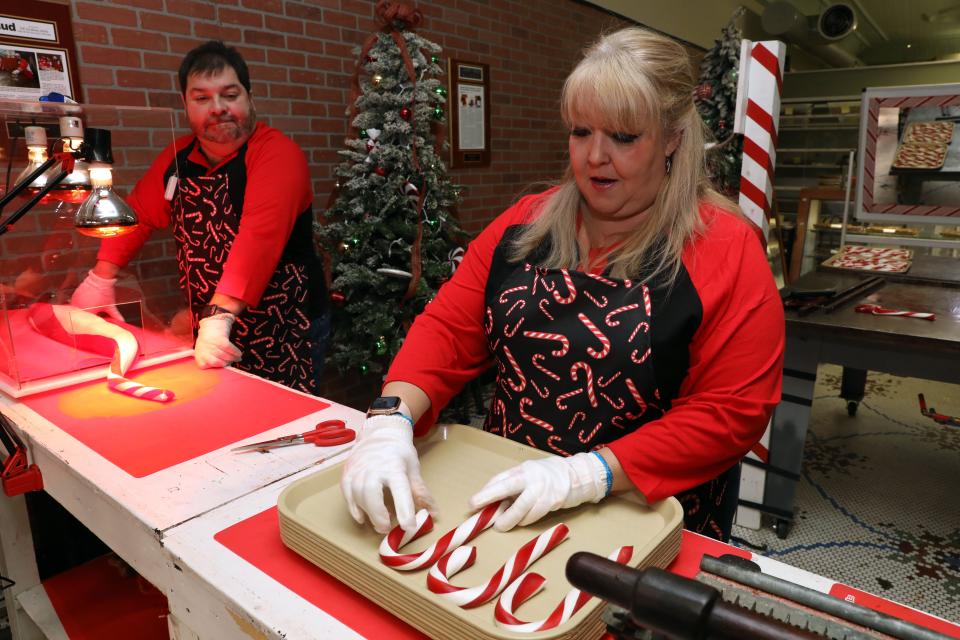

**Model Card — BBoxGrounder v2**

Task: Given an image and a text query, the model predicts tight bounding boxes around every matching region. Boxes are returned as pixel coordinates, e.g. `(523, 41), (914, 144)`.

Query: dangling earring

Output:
(665, 155), (673, 175)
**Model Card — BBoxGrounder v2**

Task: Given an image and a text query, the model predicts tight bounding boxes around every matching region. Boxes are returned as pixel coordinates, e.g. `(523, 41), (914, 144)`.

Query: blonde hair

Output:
(509, 27), (737, 283)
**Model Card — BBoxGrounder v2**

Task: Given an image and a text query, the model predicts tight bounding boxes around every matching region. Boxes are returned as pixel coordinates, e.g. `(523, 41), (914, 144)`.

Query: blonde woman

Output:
(342, 27), (784, 541)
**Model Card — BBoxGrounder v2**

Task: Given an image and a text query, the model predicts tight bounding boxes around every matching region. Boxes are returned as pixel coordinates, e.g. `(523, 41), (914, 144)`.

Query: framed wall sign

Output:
(447, 59), (490, 168)
(0, 1), (82, 102)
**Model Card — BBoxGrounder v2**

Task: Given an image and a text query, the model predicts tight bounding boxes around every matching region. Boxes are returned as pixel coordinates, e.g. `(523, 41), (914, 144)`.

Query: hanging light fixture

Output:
(50, 116), (92, 204)
(73, 128), (137, 238)
(0, 121), (138, 238)
(13, 126), (58, 204)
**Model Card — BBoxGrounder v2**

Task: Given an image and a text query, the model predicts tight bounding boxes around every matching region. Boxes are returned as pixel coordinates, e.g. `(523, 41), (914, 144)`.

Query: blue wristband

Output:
(592, 451), (613, 496)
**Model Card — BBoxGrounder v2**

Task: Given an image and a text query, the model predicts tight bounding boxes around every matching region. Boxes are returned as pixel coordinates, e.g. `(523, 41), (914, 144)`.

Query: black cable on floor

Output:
(730, 535), (768, 552)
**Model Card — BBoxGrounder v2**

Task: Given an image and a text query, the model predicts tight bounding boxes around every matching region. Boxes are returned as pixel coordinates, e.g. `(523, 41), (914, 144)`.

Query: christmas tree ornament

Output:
(400, 106), (412, 120)
(372, 73), (383, 87)
(359, 129), (369, 139)
(431, 55), (440, 64)
(360, 363), (369, 374)
(375, 336), (388, 355)
(330, 291), (345, 306)
(374, 166), (387, 176)
(403, 179), (420, 199)
(432, 106), (444, 120)
(433, 86), (447, 97)
(448, 246), (464, 274)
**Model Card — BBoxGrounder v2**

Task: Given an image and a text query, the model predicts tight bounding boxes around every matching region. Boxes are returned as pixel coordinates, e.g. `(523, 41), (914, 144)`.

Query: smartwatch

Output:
(199, 303), (235, 319)
(367, 396), (414, 426)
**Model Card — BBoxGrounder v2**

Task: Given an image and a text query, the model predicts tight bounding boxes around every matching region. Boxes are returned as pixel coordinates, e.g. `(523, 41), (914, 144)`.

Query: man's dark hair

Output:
(178, 40), (251, 95)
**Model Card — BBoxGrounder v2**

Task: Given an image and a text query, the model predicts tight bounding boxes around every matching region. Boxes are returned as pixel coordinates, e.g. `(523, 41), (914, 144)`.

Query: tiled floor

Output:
(733, 364), (960, 623)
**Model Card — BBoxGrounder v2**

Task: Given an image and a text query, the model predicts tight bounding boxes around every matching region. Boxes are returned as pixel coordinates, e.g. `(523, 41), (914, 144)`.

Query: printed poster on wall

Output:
(456, 83), (485, 151)
(0, 6), (79, 101)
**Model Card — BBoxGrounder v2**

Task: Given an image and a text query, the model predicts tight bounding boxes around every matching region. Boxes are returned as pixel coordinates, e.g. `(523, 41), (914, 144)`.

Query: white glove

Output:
(194, 312), (242, 368)
(70, 270), (123, 322)
(341, 414), (437, 534)
(469, 452), (609, 532)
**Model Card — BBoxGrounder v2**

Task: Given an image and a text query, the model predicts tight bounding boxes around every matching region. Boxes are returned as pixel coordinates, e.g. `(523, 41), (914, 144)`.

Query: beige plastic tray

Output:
(278, 424), (683, 640)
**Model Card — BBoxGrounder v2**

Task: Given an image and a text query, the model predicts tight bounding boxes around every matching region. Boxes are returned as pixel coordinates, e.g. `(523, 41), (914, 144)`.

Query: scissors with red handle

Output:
(232, 419), (356, 453)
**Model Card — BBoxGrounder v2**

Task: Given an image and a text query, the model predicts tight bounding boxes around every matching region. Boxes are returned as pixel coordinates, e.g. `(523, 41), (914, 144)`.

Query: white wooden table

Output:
(162, 463), (366, 640)
(0, 363), (362, 639)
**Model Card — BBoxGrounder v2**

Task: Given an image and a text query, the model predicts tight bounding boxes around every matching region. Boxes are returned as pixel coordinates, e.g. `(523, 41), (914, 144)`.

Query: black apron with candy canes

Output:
(483, 229), (739, 540)
(167, 139), (321, 394)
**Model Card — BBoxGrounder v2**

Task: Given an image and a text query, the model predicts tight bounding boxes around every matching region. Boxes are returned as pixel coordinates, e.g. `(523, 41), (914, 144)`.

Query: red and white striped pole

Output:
(734, 39), (786, 240)
(732, 39), (786, 529)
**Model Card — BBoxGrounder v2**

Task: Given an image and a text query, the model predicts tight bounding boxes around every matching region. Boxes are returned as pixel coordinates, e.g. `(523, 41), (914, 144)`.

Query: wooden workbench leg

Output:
(764, 334), (822, 538)
(0, 492), (44, 640)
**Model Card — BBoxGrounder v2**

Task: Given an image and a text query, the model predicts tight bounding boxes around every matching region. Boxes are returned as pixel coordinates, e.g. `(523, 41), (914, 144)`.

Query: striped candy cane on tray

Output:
(494, 545), (634, 633)
(379, 501), (508, 571)
(426, 523), (569, 608)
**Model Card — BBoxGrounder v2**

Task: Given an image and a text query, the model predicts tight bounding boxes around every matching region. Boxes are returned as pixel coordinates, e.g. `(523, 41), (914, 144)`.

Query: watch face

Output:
(370, 396), (401, 412)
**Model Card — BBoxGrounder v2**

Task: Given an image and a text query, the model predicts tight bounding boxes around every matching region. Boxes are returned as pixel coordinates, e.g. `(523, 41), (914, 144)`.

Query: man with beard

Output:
(71, 41), (327, 394)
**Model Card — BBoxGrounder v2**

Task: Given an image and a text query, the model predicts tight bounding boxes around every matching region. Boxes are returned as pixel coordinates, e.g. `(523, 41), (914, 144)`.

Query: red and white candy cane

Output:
(578, 313), (610, 359)
(379, 501), (508, 571)
(523, 330), (570, 357)
(494, 545), (634, 633)
(107, 370), (174, 402)
(570, 361), (598, 407)
(551, 269), (577, 304)
(605, 303), (639, 327)
(27, 304), (174, 403)
(854, 304), (935, 321)
(426, 523), (569, 608)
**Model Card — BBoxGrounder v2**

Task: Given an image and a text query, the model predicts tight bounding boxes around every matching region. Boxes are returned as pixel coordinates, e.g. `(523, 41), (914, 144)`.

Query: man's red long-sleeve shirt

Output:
(97, 122), (313, 308)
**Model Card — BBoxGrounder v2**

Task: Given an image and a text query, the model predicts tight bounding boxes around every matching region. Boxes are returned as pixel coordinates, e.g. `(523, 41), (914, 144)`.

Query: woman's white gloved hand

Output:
(468, 451), (609, 532)
(341, 414), (437, 534)
(194, 312), (242, 368)
(70, 270), (124, 322)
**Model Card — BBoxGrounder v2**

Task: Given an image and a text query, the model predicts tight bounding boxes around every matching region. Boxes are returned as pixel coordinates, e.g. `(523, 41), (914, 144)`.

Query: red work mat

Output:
(21, 359), (329, 477)
(217, 508), (960, 640)
(44, 554), (169, 640)
(215, 507), (426, 639)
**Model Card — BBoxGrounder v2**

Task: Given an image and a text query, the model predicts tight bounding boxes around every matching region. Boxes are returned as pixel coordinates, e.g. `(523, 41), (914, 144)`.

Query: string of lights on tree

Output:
(317, 3), (462, 376)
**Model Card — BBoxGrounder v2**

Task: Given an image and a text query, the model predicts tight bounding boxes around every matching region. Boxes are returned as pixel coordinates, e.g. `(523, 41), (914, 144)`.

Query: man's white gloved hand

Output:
(194, 312), (242, 368)
(70, 270), (123, 322)
(468, 451), (609, 532)
(341, 414), (437, 534)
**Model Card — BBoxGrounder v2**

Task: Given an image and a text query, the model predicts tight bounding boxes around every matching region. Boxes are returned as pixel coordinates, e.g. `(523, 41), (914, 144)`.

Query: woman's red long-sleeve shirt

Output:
(386, 192), (785, 503)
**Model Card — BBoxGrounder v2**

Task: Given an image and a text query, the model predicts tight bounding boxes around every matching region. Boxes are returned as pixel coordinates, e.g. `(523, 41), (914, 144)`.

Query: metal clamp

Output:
(0, 413), (43, 497)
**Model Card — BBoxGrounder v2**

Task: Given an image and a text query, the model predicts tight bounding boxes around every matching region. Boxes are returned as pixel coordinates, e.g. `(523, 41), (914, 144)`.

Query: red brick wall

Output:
(68, 0), (634, 233)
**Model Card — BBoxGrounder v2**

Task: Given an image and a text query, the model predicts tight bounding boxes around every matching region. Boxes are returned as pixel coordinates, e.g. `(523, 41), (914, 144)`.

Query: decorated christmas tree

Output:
(695, 8), (744, 195)
(318, 2), (461, 376)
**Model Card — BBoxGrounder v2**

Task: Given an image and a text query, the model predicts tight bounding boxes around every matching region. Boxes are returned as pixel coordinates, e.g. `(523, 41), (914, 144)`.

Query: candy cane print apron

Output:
(170, 139), (316, 394)
(483, 261), (737, 539)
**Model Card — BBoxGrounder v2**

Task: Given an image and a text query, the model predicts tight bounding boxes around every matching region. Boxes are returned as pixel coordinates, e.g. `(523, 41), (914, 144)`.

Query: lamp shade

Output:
(74, 166), (137, 238)
(73, 129), (137, 238)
